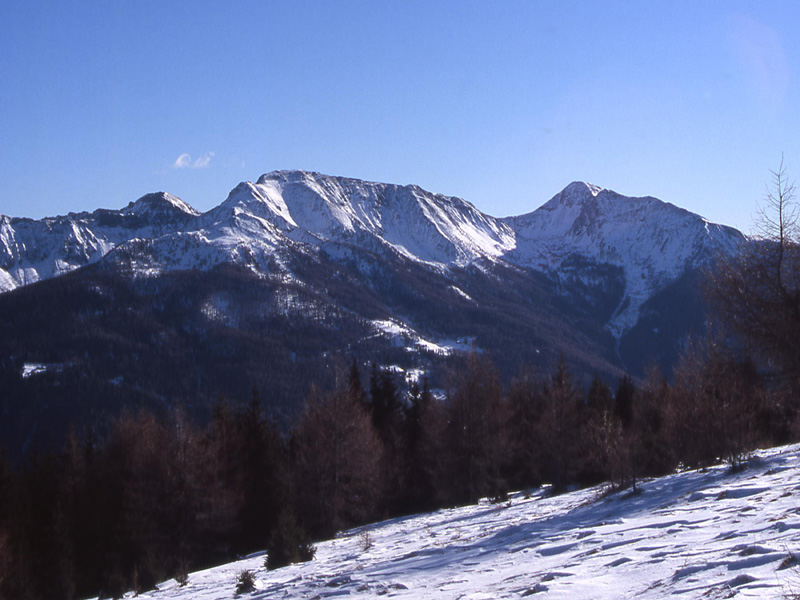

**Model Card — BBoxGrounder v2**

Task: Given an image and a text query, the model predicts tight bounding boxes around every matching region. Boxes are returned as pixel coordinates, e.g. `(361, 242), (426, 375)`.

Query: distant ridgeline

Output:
(0, 171), (744, 458)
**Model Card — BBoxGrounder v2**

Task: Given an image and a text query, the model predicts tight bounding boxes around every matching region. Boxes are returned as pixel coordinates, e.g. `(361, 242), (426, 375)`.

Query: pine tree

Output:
(586, 374), (614, 416)
(400, 377), (441, 512)
(368, 363), (401, 440)
(583, 375), (618, 485)
(632, 366), (672, 476)
(231, 390), (286, 554)
(614, 376), (636, 429)
(265, 509), (315, 570)
(506, 368), (545, 490)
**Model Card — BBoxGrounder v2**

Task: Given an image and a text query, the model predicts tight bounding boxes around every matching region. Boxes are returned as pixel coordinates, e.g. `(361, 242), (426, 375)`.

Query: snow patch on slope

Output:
(370, 319), (474, 356)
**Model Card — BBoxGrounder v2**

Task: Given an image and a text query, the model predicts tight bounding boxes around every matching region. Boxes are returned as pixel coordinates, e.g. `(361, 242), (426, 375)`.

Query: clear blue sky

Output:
(2, 1), (799, 233)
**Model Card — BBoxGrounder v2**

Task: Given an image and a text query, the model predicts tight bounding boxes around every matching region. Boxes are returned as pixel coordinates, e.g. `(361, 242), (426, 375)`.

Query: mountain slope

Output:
(504, 182), (743, 336)
(0, 171), (747, 457)
(0, 192), (199, 292)
(0, 173), (743, 342)
(95, 443), (800, 599)
(0, 233), (622, 460)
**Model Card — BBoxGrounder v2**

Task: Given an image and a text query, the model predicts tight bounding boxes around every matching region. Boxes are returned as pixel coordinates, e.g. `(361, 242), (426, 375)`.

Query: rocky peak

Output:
(122, 192), (199, 219)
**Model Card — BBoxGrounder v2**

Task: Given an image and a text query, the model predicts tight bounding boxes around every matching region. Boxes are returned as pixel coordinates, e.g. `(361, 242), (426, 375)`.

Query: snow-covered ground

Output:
(370, 319), (476, 356)
(112, 444), (800, 600)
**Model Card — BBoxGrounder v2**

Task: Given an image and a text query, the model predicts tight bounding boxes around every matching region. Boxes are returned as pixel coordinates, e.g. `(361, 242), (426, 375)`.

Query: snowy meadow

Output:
(122, 444), (800, 600)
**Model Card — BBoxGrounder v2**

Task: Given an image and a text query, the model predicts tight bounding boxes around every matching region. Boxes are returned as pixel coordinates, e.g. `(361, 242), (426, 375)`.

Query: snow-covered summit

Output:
(122, 192), (200, 219)
(200, 170), (516, 266)
(549, 180), (604, 203)
(504, 183), (744, 335)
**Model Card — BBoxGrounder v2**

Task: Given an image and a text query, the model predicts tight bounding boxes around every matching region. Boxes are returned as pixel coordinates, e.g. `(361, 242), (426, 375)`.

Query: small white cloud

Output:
(172, 151), (215, 169)
(193, 152), (214, 168)
(173, 153), (192, 169)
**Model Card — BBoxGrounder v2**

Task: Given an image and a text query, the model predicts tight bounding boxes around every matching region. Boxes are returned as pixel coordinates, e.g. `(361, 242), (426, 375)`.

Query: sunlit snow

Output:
(0, 171), (745, 341)
(110, 443), (800, 599)
(371, 319), (475, 356)
(21, 362), (63, 378)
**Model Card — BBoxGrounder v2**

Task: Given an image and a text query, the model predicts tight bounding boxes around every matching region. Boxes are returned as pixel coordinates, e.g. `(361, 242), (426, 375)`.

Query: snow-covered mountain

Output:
(0, 171), (749, 460)
(92, 443), (800, 600)
(219, 171), (517, 265)
(0, 192), (198, 292)
(504, 182), (743, 335)
(100, 170), (519, 282)
(0, 170), (744, 341)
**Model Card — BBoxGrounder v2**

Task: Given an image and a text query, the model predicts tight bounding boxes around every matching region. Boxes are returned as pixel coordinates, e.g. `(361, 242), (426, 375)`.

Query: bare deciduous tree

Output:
(665, 335), (760, 469)
(291, 379), (383, 538)
(707, 159), (800, 394)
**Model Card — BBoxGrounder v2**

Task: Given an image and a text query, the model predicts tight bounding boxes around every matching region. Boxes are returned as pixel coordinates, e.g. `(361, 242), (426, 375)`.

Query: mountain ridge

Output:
(0, 171), (744, 337)
(0, 170), (745, 459)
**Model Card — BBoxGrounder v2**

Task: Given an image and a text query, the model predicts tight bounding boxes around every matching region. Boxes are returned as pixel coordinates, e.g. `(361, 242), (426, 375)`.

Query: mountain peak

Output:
(563, 181), (603, 196)
(122, 192), (199, 218)
(549, 181), (605, 206)
(522, 181), (608, 227)
(256, 170), (344, 187)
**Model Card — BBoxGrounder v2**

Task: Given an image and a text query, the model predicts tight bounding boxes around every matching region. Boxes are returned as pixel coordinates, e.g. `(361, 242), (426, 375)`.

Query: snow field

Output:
(117, 444), (800, 600)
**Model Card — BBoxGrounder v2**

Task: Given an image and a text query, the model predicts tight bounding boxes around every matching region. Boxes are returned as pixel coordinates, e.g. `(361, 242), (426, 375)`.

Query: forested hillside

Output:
(0, 340), (790, 599)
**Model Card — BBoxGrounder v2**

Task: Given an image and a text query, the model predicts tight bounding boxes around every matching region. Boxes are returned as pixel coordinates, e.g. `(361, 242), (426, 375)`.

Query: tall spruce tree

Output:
(506, 368), (546, 490)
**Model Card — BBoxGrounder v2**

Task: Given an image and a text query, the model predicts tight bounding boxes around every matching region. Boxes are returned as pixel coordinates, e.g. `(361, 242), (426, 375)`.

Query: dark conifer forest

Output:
(0, 341), (792, 600)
